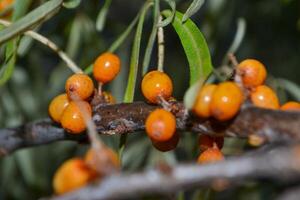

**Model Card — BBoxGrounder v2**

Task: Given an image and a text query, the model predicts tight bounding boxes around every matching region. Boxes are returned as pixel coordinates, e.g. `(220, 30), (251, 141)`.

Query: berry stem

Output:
(157, 15), (165, 72)
(98, 82), (103, 96)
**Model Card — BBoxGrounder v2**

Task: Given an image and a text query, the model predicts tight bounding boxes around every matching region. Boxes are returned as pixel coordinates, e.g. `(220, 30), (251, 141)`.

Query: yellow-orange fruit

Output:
(93, 52), (121, 83)
(48, 94), (70, 123)
(210, 82), (244, 121)
(0, 0), (13, 11)
(141, 70), (173, 104)
(151, 132), (179, 152)
(238, 59), (267, 88)
(250, 85), (279, 109)
(53, 158), (96, 194)
(198, 135), (224, 151)
(197, 147), (224, 164)
(61, 101), (92, 134)
(145, 109), (176, 142)
(281, 101), (300, 111)
(65, 74), (94, 100)
(193, 84), (217, 118)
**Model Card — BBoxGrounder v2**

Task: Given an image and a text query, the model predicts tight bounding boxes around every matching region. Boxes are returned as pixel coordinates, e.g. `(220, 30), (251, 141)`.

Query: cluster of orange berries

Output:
(53, 147), (120, 194)
(48, 52), (120, 134)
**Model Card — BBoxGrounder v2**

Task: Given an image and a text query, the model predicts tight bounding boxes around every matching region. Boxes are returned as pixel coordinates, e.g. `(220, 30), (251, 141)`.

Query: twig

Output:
(157, 15), (164, 72)
(0, 19), (83, 74)
(46, 144), (300, 200)
(1, 102), (300, 156)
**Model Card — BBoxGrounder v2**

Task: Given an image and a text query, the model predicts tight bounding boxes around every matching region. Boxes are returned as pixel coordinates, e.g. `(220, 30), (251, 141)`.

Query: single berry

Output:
(102, 91), (116, 104)
(193, 84), (217, 118)
(141, 70), (173, 104)
(151, 132), (179, 152)
(48, 94), (70, 123)
(210, 81), (244, 121)
(93, 52), (121, 83)
(61, 101), (92, 134)
(85, 147), (120, 175)
(145, 108), (176, 142)
(53, 158), (97, 194)
(197, 147), (224, 164)
(237, 59), (267, 88)
(250, 85), (279, 109)
(280, 101), (300, 111)
(65, 73), (94, 100)
(198, 135), (224, 151)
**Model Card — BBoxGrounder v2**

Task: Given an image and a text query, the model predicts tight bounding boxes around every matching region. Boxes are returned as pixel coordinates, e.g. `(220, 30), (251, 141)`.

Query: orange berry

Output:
(48, 94), (70, 123)
(145, 109), (176, 142)
(53, 158), (96, 194)
(61, 101), (92, 134)
(65, 74), (94, 100)
(193, 84), (217, 118)
(210, 82), (244, 121)
(151, 132), (179, 152)
(280, 101), (300, 111)
(93, 52), (121, 83)
(250, 85), (279, 109)
(0, 0), (13, 11)
(141, 70), (173, 104)
(102, 91), (116, 104)
(84, 147), (120, 174)
(238, 59), (267, 88)
(198, 135), (224, 151)
(197, 147), (224, 164)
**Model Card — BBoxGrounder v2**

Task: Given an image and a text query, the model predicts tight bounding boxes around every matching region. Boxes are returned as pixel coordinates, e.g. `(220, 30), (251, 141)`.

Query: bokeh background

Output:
(0, 0), (299, 199)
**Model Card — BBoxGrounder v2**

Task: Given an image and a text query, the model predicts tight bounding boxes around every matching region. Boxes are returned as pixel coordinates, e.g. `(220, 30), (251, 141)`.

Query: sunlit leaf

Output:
(63, 0), (81, 9)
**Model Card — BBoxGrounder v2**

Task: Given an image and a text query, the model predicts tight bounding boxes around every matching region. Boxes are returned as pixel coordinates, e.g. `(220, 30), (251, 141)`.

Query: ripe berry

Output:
(193, 84), (217, 118)
(93, 52), (121, 83)
(65, 74), (94, 100)
(53, 158), (97, 194)
(48, 94), (70, 123)
(198, 135), (224, 151)
(237, 59), (267, 88)
(61, 101), (92, 134)
(151, 132), (179, 152)
(141, 70), (173, 104)
(210, 81), (244, 121)
(85, 147), (120, 175)
(197, 147), (224, 164)
(280, 101), (300, 111)
(145, 109), (176, 142)
(250, 85), (279, 109)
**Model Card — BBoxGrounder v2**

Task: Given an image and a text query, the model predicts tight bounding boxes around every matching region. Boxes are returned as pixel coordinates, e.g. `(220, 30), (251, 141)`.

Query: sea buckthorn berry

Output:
(198, 135), (224, 151)
(250, 85), (279, 109)
(93, 52), (121, 83)
(65, 74), (94, 100)
(85, 147), (120, 175)
(53, 158), (97, 195)
(197, 147), (224, 164)
(48, 94), (70, 123)
(102, 91), (116, 104)
(280, 101), (300, 111)
(151, 132), (179, 152)
(237, 59), (267, 88)
(145, 109), (176, 142)
(210, 82), (244, 121)
(193, 84), (217, 118)
(141, 70), (173, 104)
(61, 101), (92, 134)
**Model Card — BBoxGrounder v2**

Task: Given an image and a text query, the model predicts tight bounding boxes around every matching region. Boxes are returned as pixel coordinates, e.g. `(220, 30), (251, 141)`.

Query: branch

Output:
(46, 144), (300, 200)
(1, 101), (300, 156)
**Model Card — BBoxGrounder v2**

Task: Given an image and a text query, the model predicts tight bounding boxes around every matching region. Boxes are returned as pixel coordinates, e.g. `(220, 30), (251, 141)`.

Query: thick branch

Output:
(47, 144), (300, 200)
(1, 102), (300, 156)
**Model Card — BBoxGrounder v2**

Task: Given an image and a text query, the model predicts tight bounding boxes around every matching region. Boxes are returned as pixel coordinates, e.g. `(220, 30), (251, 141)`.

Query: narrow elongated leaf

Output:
(63, 0), (81, 8)
(96, 0), (112, 31)
(123, 2), (153, 102)
(278, 78), (300, 101)
(0, 0), (63, 45)
(182, 0), (205, 22)
(0, 40), (18, 85)
(157, 0), (176, 27)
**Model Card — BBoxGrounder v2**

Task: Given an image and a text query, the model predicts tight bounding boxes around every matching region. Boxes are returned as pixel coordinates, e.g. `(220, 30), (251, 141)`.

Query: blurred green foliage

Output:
(0, 0), (300, 199)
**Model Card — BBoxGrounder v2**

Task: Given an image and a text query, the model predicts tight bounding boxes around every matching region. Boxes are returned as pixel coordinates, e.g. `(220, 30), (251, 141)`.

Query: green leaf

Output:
(163, 10), (212, 86)
(123, 2), (153, 102)
(12, 0), (32, 21)
(63, 0), (81, 8)
(157, 0), (176, 27)
(0, 0), (63, 45)
(182, 0), (205, 22)
(96, 0), (112, 32)
(0, 40), (18, 86)
(183, 77), (205, 110)
(278, 78), (300, 101)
